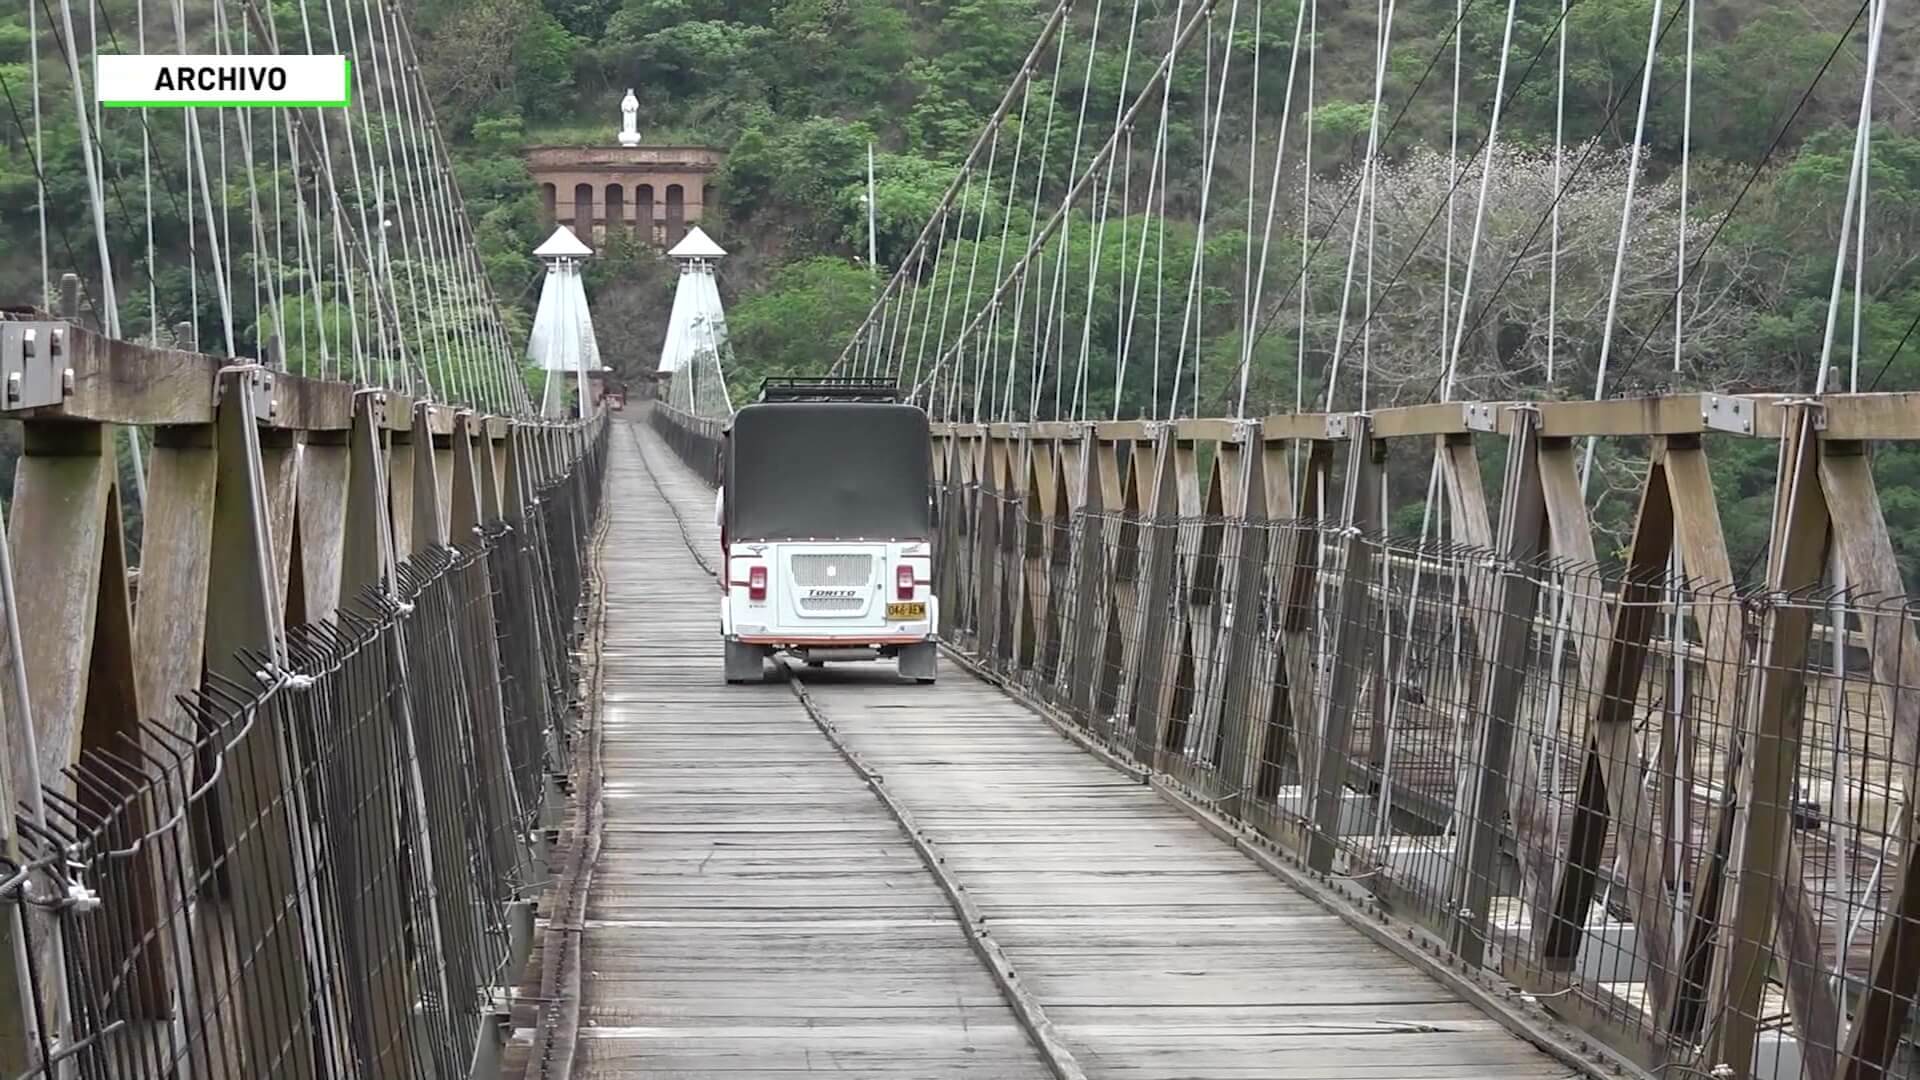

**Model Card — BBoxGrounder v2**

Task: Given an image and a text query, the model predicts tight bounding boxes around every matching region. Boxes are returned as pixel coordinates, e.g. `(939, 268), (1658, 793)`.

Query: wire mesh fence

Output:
(642, 401), (1920, 1080)
(0, 425), (607, 1079)
(928, 439), (1920, 1080)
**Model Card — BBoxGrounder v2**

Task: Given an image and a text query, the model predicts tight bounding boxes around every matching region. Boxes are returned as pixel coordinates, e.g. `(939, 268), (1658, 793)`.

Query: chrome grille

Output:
(790, 554), (874, 587)
(798, 595), (865, 613)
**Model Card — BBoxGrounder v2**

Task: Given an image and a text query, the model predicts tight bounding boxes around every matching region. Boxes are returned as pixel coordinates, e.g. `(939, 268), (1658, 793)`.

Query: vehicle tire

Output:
(724, 641), (766, 684)
(898, 641), (937, 684)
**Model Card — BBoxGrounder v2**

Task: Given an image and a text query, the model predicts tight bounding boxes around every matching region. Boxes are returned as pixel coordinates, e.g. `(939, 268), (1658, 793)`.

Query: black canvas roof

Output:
(723, 401), (931, 542)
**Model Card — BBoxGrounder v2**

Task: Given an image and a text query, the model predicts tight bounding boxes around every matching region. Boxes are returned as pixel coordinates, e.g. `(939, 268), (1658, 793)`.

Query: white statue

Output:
(618, 89), (641, 147)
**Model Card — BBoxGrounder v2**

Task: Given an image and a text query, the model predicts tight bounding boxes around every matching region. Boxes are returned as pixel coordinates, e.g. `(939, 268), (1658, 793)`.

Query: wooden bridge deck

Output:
(537, 419), (1578, 1079)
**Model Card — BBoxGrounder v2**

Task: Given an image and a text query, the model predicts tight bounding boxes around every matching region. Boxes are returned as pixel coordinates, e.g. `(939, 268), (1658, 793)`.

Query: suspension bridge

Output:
(5, 0), (1920, 1075)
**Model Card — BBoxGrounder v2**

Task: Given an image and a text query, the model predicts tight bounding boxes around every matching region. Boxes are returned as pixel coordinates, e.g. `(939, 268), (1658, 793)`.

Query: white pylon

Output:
(530, 224), (602, 419)
(658, 226), (734, 418)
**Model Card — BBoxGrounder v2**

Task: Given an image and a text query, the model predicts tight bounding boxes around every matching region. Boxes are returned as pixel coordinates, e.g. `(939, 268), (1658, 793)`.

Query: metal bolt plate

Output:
(1324, 413), (1352, 440)
(1701, 394), (1755, 435)
(1462, 402), (1498, 433)
(244, 368), (277, 422)
(0, 322), (71, 410)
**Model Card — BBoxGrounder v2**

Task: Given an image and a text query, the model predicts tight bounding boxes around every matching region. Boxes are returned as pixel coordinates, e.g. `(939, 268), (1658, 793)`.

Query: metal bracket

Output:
(1324, 413), (1352, 440)
(1230, 418), (1260, 443)
(356, 388), (390, 429)
(1143, 419), (1174, 441)
(253, 368), (280, 423)
(0, 321), (72, 410)
(1064, 420), (1089, 441)
(1774, 395), (1828, 431)
(1701, 394), (1757, 435)
(1462, 402), (1499, 433)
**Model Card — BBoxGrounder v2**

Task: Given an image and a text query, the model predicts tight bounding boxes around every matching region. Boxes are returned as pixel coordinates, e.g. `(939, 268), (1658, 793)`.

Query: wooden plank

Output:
(3, 323), (352, 429)
(1818, 391), (1920, 441)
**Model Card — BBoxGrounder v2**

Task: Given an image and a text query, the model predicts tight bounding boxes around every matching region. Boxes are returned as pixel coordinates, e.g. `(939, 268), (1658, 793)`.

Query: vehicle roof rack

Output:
(756, 377), (901, 404)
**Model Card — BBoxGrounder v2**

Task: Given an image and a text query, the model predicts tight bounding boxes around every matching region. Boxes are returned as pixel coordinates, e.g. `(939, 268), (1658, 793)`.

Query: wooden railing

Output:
(658, 393), (1920, 1080)
(0, 314), (608, 1076)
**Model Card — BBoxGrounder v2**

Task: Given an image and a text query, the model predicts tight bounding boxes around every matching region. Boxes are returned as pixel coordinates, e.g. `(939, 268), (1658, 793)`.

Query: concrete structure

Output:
(656, 227), (733, 418)
(529, 225), (602, 418)
(525, 128), (724, 249)
(526, 144), (724, 248)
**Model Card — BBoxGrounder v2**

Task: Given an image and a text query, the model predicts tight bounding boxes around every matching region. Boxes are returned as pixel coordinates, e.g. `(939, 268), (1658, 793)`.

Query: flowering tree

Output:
(1287, 141), (1761, 410)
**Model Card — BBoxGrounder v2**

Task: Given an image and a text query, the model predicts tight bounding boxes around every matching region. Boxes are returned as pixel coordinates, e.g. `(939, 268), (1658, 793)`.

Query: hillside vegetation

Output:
(397, 0), (1920, 575)
(2, 0), (1919, 575)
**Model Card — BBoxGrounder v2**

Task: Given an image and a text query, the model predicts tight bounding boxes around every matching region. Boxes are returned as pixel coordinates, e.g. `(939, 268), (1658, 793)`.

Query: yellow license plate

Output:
(886, 601), (927, 620)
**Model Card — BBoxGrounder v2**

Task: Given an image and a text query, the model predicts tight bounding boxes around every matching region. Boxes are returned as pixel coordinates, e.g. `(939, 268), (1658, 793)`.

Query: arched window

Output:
(573, 183), (594, 233)
(665, 184), (685, 244)
(637, 184), (656, 245)
(541, 183), (557, 221)
(605, 183), (626, 236)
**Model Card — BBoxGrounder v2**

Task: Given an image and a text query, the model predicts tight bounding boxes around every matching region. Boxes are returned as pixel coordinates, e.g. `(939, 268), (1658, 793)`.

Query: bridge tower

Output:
(528, 225), (604, 419)
(657, 227), (734, 418)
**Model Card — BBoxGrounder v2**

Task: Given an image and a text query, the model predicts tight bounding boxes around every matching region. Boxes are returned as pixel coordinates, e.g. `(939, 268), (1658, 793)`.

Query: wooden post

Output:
(1450, 408), (1547, 967)
(1307, 416), (1383, 873)
(1823, 438), (1920, 1080)
(297, 428), (352, 623)
(335, 391), (416, 1077)
(0, 474), (43, 1072)
(127, 420), (217, 1044)
(342, 394), (394, 603)
(1540, 444), (1680, 1019)
(1128, 428), (1182, 761)
(390, 416), (416, 558)
(1260, 439), (1331, 814)
(1216, 423), (1270, 815)
(412, 404), (447, 554)
(1066, 429), (1109, 725)
(59, 273), (81, 322)
(204, 368), (314, 1077)
(1707, 404), (1829, 1078)
(972, 437), (1003, 665)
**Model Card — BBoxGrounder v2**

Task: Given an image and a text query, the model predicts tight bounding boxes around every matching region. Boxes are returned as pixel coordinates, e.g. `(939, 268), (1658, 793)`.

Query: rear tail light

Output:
(748, 565), (768, 601)
(896, 564), (915, 600)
